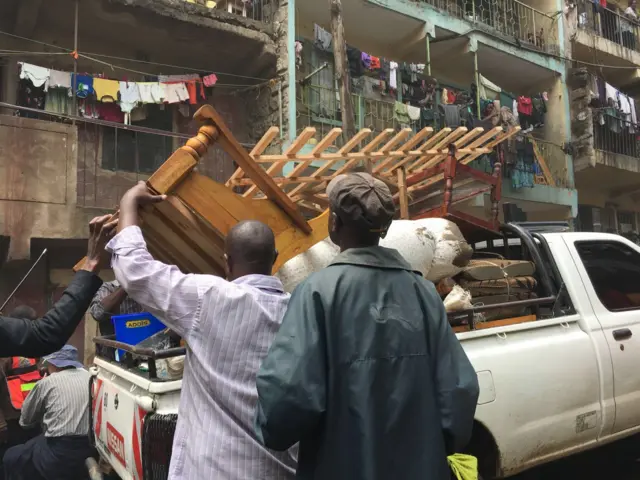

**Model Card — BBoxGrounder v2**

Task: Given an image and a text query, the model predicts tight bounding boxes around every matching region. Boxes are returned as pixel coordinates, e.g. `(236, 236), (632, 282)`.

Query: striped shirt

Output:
(20, 368), (91, 437)
(107, 226), (297, 480)
(89, 280), (144, 318)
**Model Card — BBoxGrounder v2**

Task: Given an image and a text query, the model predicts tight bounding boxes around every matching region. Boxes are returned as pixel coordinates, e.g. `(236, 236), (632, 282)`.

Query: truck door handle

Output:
(613, 328), (633, 341)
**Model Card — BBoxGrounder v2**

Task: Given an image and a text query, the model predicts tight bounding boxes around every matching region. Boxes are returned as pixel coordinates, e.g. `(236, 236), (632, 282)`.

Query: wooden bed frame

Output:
(74, 105), (520, 275)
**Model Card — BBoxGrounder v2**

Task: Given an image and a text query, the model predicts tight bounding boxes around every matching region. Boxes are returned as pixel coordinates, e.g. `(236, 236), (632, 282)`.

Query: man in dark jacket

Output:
(255, 172), (479, 480)
(0, 215), (115, 359)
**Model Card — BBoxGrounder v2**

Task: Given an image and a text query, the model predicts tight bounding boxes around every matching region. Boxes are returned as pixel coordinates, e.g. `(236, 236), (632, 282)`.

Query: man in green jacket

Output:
(255, 172), (479, 480)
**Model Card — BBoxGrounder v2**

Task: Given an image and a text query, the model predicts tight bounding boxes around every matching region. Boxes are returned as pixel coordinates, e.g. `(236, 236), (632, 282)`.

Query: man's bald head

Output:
(225, 221), (277, 280)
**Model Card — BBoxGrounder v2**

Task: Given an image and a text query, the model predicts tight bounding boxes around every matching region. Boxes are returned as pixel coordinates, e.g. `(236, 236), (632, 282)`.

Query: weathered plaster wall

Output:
(568, 67), (596, 172)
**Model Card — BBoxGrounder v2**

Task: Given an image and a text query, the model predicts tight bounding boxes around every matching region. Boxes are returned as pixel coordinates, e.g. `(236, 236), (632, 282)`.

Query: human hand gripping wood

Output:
(119, 182), (167, 231)
(79, 214), (119, 274)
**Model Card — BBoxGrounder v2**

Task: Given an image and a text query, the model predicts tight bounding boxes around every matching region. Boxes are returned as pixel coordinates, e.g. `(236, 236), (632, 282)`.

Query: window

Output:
(575, 241), (640, 311)
(101, 105), (173, 173)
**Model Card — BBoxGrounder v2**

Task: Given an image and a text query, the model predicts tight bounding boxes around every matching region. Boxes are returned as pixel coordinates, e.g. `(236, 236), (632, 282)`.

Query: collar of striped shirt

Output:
(231, 274), (285, 293)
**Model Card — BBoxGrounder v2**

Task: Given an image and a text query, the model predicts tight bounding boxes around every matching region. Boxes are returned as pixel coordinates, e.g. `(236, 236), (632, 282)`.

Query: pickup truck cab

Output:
(89, 222), (640, 479)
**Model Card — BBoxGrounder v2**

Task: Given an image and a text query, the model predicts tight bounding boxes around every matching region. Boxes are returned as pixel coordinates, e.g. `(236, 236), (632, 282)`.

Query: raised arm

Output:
(0, 216), (114, 358)
(88, 282), (127, 324)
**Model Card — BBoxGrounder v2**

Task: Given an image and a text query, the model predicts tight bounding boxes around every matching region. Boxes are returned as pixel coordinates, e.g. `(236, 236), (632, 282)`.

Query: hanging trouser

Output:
(3, 434), (95, 480)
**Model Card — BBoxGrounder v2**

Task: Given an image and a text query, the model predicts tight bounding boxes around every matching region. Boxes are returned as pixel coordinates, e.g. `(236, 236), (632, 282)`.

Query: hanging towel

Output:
(389, 62), (398, 89)
(93, 78), (120, 103)
(164, 83), (190, 103)
(314, 24), (332, 51)
(138, 82), (166, 104)
(448, 454), (478, 480)
(393, 101), (411, 126)
(478, 74), (502, 100)
(203, 73), (218, 87)
(19, 63), (50, 90)
(407, 104), (421, 121)
(48, 70), (71, 91)
(44, 89), (71, 115)
(71, 74), (94, 98)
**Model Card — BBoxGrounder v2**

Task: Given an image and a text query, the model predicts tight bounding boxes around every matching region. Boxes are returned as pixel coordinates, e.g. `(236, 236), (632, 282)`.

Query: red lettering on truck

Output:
(107, 422), (126, 468)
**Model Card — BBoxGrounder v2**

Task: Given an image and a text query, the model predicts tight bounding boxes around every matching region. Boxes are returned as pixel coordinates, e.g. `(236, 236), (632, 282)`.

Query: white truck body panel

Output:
(90, 231), (640, 479)
(91, 358), (181, 480)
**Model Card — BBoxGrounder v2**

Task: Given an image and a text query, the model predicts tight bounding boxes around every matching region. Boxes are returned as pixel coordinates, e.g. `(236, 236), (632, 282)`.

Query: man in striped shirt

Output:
(3, 345), (94, 480)
(105, 182), (297, 480)
(89, 280), (144, 336)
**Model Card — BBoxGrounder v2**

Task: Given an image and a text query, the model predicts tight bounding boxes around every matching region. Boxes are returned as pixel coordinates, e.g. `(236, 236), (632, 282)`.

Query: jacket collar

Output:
(233, 274), (285, 293)
(329, 246), (418, 273)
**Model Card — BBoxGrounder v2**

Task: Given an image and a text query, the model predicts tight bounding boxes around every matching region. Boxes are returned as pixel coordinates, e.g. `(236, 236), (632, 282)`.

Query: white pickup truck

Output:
(89, 222), (640, 480)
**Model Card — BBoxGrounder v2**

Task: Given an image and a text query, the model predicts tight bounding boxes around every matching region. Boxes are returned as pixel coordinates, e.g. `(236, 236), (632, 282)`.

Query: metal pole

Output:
(474, 50), (480, 119)
(72, 0), (79, 121)
(426, 31), (431, 76)
(0, 249), (48, 313)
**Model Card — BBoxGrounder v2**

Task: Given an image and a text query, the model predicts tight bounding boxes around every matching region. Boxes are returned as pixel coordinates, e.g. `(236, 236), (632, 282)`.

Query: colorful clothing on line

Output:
(93, 78), (119, 103)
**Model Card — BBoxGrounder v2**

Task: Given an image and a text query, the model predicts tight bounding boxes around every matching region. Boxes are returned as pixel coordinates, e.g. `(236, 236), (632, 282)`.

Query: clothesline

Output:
(18, 61), (221, 125)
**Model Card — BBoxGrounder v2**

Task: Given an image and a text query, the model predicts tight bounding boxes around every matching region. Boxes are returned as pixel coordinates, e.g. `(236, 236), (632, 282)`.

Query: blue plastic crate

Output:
(112, 313), (165, 361)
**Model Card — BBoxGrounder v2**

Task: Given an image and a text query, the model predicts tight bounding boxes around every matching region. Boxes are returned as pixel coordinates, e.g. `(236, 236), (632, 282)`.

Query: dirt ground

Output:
(511, 434), (640, 480)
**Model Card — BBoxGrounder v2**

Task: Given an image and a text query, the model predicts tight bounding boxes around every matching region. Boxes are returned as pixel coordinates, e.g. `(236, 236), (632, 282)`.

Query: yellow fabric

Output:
(20, 383), (36, 392)
(448, 454), (478, 480)
(93, 78), (120, 103)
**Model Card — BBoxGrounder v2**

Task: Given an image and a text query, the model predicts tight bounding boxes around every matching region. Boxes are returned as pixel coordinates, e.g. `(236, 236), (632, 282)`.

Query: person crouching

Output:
(3, 345), (95, 480)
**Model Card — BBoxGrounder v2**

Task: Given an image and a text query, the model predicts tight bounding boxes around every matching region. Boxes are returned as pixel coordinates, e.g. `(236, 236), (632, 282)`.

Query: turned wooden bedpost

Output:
(490, 144), (504, 227)
(443, 144), (457, 214)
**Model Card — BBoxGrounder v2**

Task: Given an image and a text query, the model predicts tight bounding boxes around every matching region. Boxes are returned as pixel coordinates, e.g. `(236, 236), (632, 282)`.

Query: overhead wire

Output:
(0, 27), (273, 82)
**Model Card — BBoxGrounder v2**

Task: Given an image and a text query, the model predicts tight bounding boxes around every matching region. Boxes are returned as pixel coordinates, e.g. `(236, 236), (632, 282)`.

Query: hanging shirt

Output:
(119, 82), (141, 113)
(184, 80), (206, 105)
(93, 78), (120, 103)
(97, 103), (125, 123)
(48, 70), (71, 91)
(604, 82), (619, 108)
(163, 83), (190, 104)
(138, 82), (166, 104)
(72, 75), (94, 99)
(19, 63), (50, 90)
(369, 56), (381, 70)
(389, 62), (398, 89)
(517, 96), (533, 115)
(361, 53), (372, 70)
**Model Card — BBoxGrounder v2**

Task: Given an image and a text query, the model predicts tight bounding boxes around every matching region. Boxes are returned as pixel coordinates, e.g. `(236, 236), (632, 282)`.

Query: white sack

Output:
(443, 285), (473, 312)
(424, 218), (473, 283)
(379, 219), (436, 277)
(276, 218), (470, 292)
(276, 238), (340, 293)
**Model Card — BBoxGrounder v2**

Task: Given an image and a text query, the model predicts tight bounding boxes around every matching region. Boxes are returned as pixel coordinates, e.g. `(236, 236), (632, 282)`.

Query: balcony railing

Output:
(420, 0), (560, 54)
(593, 112), (639, 159)
(184, 0), (275, 23)
(577, 0), (640, 54)
(297, 84), (420, 146)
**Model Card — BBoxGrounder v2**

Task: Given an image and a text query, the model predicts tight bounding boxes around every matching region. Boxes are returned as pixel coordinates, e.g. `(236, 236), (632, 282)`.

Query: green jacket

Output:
(255, 246), (479, 480)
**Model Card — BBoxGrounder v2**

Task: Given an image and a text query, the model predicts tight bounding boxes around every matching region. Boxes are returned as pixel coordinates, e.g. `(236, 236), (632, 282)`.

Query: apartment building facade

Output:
(0, 0), (287, 354)
(568, 0), (640, 237)
(288, 0), (578, 225)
